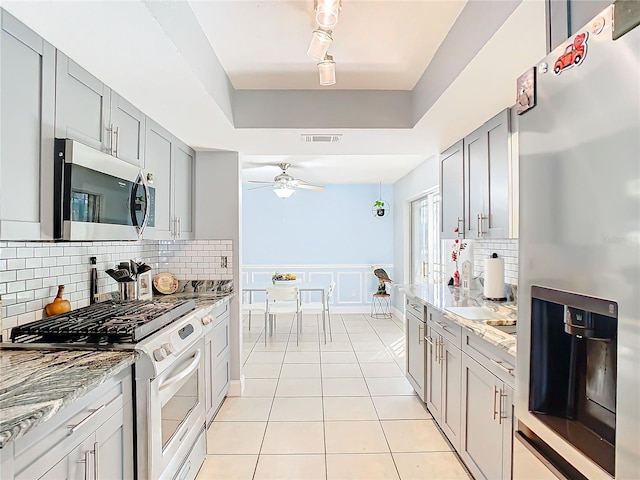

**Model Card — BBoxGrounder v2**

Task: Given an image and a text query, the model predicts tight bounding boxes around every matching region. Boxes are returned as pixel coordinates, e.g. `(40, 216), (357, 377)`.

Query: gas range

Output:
(9, 299), (196, 346)
(8, 298), (209, 480)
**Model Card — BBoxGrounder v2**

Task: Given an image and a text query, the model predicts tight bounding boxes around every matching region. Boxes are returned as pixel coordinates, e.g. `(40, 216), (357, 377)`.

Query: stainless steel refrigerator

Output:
(516, 3), (639, 479)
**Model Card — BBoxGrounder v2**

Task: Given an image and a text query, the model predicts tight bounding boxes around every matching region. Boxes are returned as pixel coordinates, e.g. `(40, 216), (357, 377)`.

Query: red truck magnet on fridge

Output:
(554, 32), (588, 75)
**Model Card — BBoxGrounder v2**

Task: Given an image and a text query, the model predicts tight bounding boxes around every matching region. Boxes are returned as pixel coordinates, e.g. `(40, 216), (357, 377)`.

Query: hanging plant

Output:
(372, 184), (389, 218)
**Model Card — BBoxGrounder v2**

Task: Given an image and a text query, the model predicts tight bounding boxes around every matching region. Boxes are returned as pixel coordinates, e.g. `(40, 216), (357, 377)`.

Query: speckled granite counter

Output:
(397, 283), (517, 357)
(154, 291), (235, 309)
(0, 348), (137, 448)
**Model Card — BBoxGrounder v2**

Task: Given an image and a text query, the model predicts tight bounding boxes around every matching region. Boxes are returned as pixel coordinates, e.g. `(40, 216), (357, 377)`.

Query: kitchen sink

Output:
(487, 323), (517, 336)
(445, 306), (510, 321)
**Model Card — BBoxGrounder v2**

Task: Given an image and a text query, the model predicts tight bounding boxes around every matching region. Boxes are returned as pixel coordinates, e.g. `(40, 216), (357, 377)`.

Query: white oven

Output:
(134, 312), (206, 480)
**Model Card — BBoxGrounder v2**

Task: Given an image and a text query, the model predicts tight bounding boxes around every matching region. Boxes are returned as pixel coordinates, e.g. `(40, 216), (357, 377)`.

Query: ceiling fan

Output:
(248, 163), (325, 198)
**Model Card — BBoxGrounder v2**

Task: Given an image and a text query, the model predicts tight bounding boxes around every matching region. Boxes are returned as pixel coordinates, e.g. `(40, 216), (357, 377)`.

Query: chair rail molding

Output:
(241, 264), (394, 313)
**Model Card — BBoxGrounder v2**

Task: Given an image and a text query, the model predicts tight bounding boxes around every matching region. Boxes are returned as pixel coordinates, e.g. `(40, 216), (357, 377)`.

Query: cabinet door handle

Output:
(113, 126), (119, 158)
(490, 358), (514, 375)
(418, 324), (423, 344)
(499, 389), (508, 425)
(493, 386), (499, 421)
(106, 124), (115, 155)
(439, 338), (444, 365)
(456, 217), (464, 236)
(436, 321), (448, 331)
(178, 217), (182, 238)
(76, 449), (91, 480)
(477, 213), (487, 236)
(434, 337), (441, 363)
(93, 442), (99, 479)
(424, 335), (433, 346)
(68, 404), (106, 435)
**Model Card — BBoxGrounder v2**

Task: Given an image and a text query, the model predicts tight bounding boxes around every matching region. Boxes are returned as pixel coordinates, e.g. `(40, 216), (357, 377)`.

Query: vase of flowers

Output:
(451, 230), (467, 287)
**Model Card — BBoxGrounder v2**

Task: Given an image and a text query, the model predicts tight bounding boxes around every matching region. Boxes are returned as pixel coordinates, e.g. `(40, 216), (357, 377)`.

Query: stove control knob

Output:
(153, 343), (175, 362)
(201, 315), (213, 325)
(153, 346), (169, 362)
(162, 342), (175, 356)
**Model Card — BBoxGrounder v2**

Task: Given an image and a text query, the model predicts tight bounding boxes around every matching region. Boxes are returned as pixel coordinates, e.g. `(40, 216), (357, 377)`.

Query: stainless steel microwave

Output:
(54, 139), (155, 241)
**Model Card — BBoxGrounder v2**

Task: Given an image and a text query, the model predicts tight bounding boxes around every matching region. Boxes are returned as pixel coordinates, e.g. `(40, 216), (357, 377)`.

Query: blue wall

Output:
(241, 184), (394, 311)
(242, 184), (393, 265)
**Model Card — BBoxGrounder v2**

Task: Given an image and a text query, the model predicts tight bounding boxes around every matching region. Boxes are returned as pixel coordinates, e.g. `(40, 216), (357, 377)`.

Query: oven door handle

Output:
(159, 349), (202, 393)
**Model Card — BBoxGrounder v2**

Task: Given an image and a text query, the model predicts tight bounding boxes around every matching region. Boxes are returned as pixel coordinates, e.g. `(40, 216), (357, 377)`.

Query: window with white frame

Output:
(410, 190), (442, 284)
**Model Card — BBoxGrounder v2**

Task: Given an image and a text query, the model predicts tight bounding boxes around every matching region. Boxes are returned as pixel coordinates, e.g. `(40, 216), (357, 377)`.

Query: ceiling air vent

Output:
(301, 134), (342, 143)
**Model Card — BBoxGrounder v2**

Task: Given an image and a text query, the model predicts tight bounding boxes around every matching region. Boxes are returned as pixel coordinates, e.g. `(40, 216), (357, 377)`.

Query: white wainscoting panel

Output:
(241, 265), (393, 313)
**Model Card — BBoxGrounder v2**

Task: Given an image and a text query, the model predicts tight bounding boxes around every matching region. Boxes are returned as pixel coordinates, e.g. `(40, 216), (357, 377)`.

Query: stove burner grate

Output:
(10, 299), (196, 344)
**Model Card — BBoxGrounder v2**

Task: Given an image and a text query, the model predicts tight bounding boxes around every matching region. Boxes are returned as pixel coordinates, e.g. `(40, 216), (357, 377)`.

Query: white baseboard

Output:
(228, 377), (245, 397)
(392, 306), (404, 320)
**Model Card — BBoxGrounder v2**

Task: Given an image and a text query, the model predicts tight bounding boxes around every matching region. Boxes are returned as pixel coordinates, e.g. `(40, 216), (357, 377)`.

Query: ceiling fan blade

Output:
(248, 180), (274, 185)
(296, 184), (325, 191)
(247, 184), (274, 191)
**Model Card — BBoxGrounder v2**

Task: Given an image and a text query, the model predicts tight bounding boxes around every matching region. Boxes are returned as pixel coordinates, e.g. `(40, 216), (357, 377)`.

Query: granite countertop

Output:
(154, 291), (235, 308)
(397, 283), (517, 357)
(0, 348), (137, 449)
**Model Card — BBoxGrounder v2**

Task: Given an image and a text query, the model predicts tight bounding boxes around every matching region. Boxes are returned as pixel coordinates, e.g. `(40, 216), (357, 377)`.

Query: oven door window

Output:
(70, 164), (133, 225)
(160, 353), (201, 450)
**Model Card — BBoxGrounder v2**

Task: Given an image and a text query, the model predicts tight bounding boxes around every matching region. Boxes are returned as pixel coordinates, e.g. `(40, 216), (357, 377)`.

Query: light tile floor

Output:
(196, 312), (471, 480)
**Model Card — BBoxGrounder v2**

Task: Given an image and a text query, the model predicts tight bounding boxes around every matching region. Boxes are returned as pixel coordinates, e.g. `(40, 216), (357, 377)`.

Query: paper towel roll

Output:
(484, 254), (505, 300)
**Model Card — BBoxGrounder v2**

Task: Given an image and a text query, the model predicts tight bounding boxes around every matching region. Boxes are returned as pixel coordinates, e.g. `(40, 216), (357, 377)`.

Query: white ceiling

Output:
(1, 1), (547, 185)
(189, 0), (466, 90)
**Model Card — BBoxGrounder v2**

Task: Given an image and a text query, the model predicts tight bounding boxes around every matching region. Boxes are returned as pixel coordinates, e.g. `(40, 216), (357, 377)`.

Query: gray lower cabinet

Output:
(0, 10), (55, 240)
(405, 299), (426, 401)
(55, 51), (145, 167)
(425, 309), (462, 450)
(144, 118), (194, 240)
(205, 300), (231, 423)
(460, 353), (514, 480)
(3, 369), (133, 480)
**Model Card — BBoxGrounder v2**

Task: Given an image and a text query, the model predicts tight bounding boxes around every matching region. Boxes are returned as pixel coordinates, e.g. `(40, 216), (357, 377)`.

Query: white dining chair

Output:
(242, 293), (266, 331)
(301, 281), (335, 343)
(265, 286), (302, 345)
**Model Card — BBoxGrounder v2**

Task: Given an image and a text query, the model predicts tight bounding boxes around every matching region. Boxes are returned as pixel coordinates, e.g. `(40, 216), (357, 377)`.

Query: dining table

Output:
(242, 281), (328, 341)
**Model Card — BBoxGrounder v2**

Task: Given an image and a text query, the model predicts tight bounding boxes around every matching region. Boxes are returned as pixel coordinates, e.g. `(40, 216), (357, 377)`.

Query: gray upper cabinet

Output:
(441, 108), (516, 240)
(173, 142), (194, 239)
(440, 140), (464, 240)
(145, 119), (173, 239)
(56, 52), (145, 167)
(55, 51), (111, 153)
(110, 93), (145, 167)
(465, 109), (510, 239)
(144, 119), (194, 240)
(0, 11), (55, 240)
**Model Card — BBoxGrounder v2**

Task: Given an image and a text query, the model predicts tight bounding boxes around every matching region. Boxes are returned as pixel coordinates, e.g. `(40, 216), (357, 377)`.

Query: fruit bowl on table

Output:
(273, 279), (300, 285)
(272, 273), (298, 285)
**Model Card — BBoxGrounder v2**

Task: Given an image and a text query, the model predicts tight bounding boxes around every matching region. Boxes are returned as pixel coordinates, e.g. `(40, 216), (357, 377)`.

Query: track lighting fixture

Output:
(307, 28), (333, 61)
(318, 55), (336, 86)
(314, 0), (342, 28)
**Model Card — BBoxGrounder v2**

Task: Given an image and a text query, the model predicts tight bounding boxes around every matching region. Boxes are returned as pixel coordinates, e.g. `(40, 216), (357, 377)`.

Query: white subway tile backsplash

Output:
(16, 270), (34, 281)
(1, 238), (234, 323)
(7, 259), (26, 270)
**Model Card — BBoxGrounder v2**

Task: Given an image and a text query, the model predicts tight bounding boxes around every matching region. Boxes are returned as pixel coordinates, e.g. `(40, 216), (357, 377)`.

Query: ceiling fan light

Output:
(307, 29), (333, 61)
(315, 0), (341, 28)
(274, 186), (295, 198)
(318, 55), (336, 86)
